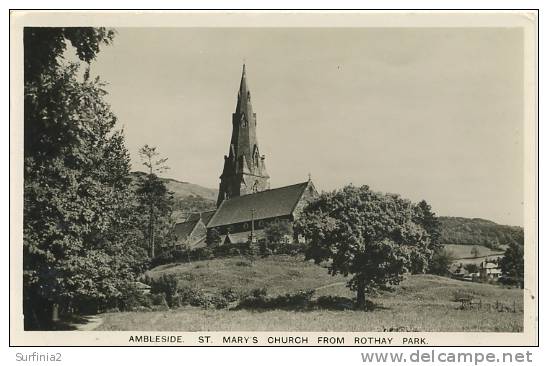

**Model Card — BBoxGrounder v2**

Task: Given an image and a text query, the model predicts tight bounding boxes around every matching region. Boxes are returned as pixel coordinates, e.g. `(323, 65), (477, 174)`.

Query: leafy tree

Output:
(206, 228), (222, 247)
(414, 200), (442, 251)
(500, 242), (524, 288)
(136, 145), (174, 258)
(23, 28), (148, 329)
(471, 245), (480, 258)
(294, 185), (434, 310)
(264, 220), (293, 244)
(427, 248), (455, 276)
(464, 263), (479, 274)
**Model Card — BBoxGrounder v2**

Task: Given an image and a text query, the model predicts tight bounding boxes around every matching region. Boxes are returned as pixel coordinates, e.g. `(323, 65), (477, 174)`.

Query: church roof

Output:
(208, 182), (310, 228)
(173, 220), (199, 240)
(174, 210), (216, 239)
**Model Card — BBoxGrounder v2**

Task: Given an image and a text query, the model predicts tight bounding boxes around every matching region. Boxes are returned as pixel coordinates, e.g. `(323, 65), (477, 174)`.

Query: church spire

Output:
(236, 63), (252, 116)
(217, 64), (270, 206)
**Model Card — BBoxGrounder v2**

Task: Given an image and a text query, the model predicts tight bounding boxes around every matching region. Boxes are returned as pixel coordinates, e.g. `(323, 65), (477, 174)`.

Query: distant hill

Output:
(439, 216), (523, 249)
(130, 172), (217, 221)
(129, 173), (525, 245)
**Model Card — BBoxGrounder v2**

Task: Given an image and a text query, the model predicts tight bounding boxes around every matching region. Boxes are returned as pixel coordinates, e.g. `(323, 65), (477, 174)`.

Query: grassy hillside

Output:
(148, 255), (346, 297)
(444, 244), (506, 260)
(439, 216), (523, 249)
(130, 172), (217, 220)
(97, 255), (523, 332)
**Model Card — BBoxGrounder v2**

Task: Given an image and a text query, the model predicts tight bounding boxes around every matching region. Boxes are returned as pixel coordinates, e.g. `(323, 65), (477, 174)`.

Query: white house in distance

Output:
(479, 261), (502, 280)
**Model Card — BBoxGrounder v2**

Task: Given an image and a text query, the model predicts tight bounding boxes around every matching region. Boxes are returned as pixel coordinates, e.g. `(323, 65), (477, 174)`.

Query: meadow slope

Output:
(96, 255), (523, 332)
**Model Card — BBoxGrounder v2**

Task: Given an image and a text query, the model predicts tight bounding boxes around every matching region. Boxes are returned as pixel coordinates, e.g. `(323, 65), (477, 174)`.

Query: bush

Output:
(210, 294), (229, 309)
(149, 274), (179, 307)
(315, 295), (354, 310)
(193, 247), (214, 261)
(118, 283), (152, 311)
(237, 288), (315, 310)
(220, 288), (239, 303)
(150, 293), (169, 309)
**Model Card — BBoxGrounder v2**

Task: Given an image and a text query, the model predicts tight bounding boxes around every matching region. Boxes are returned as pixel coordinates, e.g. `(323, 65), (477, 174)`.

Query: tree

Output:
(500, 242), (524, 288)
(414, 200), (442, 251)
(23, 28), (148, 329)
(136, 145), (173, 258)
(427, 248), (455, 276)
(471, 245), (480, 258)
(264, 220), (293, 244)
(464, 263), (479, 274)
(294, 185), (434, 310)
(206, 228), (222, 247)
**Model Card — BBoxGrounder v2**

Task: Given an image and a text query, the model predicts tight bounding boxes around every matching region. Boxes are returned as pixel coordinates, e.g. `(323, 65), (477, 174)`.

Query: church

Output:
(174, 65), (318, 248)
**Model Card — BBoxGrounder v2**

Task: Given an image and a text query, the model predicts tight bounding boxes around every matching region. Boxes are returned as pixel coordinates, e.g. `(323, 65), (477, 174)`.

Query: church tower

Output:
(217, 64), (270, 206)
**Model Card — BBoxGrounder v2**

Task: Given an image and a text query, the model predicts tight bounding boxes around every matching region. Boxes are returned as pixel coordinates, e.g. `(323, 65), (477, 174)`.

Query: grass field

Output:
(444, 243), (506, 259)
(444, 243), (506, 267)
(95, 255), (523, 332)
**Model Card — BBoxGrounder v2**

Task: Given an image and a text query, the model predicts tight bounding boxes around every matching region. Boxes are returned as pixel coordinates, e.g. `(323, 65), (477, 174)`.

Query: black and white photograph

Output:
(9, 11), (538, 347)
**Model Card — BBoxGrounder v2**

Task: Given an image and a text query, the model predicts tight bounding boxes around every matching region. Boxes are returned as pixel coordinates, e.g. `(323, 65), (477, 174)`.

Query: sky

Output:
(89, 27), (524, 226)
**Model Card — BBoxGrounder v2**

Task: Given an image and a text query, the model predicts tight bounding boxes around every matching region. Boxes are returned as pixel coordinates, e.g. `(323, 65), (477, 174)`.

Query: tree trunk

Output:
(356, 284), (366, 310)
(149, 204), (155, 258)
(51, 303), (59, 322)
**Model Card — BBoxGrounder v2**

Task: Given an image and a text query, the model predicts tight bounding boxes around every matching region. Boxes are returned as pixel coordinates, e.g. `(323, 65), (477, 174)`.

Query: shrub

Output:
(150, 274), (179, 307)
(315, 295), (354, 310)
(176, 286), (199, 306)
(264, 220), (293, 244)
(118, 283), (151, 311)
(210, 294), (229, 309)
(237, 288), (315, 310)
(150, 293), (169, 308)
(220, 288), (239, 303)
(193, 247), (214, 261)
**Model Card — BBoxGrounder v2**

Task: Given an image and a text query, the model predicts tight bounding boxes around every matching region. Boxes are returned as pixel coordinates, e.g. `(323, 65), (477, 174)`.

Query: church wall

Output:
(211, 214), (293, 236)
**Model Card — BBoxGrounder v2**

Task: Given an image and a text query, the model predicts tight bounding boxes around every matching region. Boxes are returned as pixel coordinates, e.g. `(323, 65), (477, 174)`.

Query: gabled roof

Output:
(200, 210), (216, 225)
(208, 182), (311, 228)
(173, 219), (200, 240)
(174, 210), (215, 240)
(482, 262), (499, 269)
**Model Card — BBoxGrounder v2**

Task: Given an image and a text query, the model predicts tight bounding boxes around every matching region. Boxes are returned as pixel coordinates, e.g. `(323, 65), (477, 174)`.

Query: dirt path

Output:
(75, 315), (104, 331)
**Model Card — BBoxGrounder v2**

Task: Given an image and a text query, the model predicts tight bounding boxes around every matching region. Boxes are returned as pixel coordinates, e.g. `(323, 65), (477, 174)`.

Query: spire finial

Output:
(308, 173), (312, 182)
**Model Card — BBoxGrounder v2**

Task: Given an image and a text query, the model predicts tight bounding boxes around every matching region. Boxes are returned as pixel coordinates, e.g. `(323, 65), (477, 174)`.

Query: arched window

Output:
(253, 145), (260, 167)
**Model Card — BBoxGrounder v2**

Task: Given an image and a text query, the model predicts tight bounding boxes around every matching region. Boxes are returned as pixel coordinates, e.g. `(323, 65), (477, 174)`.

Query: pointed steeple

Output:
(217, 64), (270, 206)
(236, 63), (253, 116)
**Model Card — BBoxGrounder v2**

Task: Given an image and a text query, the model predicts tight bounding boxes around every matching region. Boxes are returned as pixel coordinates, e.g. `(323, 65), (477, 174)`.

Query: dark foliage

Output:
(439, 217), (523, 249)
(23, 28), (148, 329)
(237, 288), (315, 310)
(294, 185), (435, 309)
(263, 220), (294, 244)
(499, 242), (524, 288)
(427, 248), (456, 276)
(206, 228), (222, 247)
(148, 274), (179, 307)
